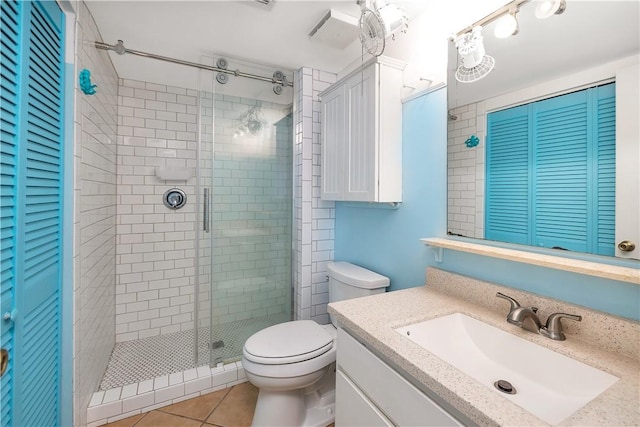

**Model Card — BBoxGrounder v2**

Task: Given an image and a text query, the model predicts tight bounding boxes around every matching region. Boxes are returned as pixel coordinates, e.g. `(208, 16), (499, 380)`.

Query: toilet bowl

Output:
(241, 262), (389, 427)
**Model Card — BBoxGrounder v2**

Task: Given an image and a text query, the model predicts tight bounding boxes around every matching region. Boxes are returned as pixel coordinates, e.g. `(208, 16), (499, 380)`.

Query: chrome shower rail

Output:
(94, 40), (293, 87)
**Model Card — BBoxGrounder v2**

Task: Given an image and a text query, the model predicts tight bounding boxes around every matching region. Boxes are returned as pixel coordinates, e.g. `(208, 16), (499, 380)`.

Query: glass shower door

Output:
(201, 59), (294, 366)
(209, 98), (293, 365)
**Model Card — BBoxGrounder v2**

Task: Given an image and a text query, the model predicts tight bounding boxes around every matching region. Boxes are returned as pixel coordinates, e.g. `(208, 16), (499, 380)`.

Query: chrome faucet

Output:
(496, 292), (582, 340)
(496, 292), (542, 333)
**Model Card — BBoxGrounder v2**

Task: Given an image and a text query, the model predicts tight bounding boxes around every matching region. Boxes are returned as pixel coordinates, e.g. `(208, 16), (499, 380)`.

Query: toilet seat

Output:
(243, 320), (334, 365)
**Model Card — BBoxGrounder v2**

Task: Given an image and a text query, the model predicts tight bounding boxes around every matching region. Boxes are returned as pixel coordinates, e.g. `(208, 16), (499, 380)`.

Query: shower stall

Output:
(97, 49), (294, 391)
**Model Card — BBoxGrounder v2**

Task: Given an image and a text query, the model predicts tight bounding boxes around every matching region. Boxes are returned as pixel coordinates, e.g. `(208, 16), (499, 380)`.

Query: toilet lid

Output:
(243, 320), (334, 365)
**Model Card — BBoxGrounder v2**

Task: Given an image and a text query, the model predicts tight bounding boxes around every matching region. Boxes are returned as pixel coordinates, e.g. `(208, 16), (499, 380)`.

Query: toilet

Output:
(241, 261), (390, 427)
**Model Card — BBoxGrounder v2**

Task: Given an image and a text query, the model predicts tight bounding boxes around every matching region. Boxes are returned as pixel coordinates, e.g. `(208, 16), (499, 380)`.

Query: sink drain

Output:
(494, 379), (517, 395)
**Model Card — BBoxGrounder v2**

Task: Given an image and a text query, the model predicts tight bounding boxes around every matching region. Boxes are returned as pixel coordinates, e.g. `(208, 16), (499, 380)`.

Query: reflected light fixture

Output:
(234, 106), (266, 138)
(494, 9), (519, 38)
(535, 0), (566, 19)
(454, 26), (495, 83)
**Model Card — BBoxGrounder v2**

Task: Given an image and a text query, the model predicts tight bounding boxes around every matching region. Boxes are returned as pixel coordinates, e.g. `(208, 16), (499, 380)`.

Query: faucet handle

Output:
(496, 292), (521, 311)
(540, 312), (582, 341)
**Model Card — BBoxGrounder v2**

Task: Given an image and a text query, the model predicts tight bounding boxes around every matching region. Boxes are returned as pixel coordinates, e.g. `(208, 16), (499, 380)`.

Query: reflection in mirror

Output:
(446, 0), (640, 260)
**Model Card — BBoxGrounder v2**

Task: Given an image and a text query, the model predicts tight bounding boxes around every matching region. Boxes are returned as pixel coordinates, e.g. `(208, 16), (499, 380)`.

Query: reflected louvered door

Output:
(532, 84), (616, 255)
(1, 0), (65, 425)
(485, 104), (531, 245)
(486, 84), (615, 256)
(532, 90), (590, 252)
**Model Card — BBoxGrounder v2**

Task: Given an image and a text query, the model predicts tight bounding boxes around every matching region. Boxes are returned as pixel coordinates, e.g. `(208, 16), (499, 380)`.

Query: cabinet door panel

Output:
(321, 86), (345, 200)
(346, 67), (376, 201)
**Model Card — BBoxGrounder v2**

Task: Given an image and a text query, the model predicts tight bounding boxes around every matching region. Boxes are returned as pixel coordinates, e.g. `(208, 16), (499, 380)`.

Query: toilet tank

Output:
(327, 262), (390, 326)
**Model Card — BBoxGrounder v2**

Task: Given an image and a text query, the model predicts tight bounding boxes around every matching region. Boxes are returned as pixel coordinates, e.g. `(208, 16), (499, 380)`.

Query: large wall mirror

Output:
(446, 0), (639, 260)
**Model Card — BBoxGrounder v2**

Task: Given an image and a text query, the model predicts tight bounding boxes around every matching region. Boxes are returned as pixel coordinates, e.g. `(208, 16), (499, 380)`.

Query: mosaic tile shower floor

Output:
(100, 313), (290, 390)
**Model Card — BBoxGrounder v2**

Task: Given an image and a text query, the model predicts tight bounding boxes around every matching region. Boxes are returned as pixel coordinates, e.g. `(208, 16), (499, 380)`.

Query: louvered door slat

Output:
(0, 0), (21, 425)
(595, 84), (616, 255)
(533, 91), (589, 251)
(486, 105), (530, 244)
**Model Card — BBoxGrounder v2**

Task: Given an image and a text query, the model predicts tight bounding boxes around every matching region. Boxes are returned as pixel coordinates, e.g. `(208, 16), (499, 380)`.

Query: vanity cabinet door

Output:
(336, 328), (462, 427)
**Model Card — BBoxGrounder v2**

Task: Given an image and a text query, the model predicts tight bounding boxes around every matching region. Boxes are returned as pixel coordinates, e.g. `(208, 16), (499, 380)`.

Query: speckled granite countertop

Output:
(328, 270), (640, 426)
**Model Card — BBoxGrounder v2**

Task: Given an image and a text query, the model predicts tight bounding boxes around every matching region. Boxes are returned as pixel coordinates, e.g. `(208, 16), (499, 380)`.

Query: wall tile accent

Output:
(73, 2), (119, 426)
(447, 102), (485, 238)
(293, 68), (337, 323)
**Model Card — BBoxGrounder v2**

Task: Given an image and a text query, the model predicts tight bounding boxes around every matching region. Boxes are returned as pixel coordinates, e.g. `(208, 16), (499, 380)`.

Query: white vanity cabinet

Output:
(336, 327), (463, 427)
(320, 57), (405, 203)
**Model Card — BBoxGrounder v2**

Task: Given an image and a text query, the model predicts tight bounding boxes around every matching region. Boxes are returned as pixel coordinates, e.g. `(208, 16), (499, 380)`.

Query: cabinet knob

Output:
(618, 241), (636, 252)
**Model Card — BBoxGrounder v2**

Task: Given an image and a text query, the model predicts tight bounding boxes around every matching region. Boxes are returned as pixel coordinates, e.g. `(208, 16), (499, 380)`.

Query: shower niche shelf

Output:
(155, 166), (193, 181)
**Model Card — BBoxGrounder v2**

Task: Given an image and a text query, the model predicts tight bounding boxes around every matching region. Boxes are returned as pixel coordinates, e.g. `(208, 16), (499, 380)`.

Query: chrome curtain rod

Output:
(454, 0), (529, 37)
(94, 40), (293, 87)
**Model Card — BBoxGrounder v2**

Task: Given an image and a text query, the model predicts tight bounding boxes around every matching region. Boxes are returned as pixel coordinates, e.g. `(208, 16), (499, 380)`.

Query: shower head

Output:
(113, 40), (126, 55)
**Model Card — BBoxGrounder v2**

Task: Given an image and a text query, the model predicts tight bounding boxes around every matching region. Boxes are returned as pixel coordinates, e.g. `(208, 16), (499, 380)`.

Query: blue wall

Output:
(334, 88), (640, 321)
(335, 88), (448, 290)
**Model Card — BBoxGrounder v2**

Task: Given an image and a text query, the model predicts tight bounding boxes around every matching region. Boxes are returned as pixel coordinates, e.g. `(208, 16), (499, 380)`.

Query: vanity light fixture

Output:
(452, 0), (528, 83)
(535, 0), (566, 19)
(494, 7), (519, 38)
(454, 26), (495, 83)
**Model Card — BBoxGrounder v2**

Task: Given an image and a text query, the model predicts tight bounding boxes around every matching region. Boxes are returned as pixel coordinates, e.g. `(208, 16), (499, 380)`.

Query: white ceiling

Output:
(448, 0), (640, 107)
(85, 0), (507, 94)
(85, 0), (639, 103)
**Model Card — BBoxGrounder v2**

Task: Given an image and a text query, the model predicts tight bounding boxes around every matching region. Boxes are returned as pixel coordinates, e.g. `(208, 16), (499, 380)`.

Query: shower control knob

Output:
(163, 189), (187, 210)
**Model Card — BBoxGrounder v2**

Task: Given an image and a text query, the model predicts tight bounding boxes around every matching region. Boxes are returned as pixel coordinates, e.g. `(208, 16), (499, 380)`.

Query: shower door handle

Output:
(203, 187), (210, 233)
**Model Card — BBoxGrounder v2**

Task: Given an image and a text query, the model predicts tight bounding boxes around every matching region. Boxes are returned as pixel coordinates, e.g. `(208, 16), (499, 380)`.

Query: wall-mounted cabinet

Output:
(320, 57), (405, 202)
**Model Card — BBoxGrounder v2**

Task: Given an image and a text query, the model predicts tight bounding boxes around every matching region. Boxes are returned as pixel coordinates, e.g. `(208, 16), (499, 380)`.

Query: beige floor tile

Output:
(134, 410), (203, 427)
(205, 383), (259, 427)
(102, 413), (145, 427)
(158, 388), (230, 421)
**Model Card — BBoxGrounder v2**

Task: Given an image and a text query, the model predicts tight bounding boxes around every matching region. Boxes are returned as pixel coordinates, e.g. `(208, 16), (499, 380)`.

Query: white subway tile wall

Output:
(73, 3), (119, 426)
(115, 79), (199, 342)
(116, 79), (293, 342)
(294, 68), (336, 323)
(447, 102), (485, 238)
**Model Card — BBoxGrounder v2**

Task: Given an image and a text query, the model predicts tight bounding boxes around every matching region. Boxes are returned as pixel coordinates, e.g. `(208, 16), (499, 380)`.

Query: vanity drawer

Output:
(336, 370), (393, 426)
(337, 327), (461, 427)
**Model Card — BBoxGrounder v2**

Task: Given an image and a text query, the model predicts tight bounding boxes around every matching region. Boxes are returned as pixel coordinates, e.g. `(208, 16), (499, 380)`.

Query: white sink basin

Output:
(396, 313), (618, 425)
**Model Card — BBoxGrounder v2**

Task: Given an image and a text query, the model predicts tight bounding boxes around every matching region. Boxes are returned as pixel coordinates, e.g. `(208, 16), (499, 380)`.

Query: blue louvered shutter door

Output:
(593, 83), (616, 256)
(12, 1), (65, 426)
(532, 90), (590, 252)
(485, 104), (531, 244)
(0, 1), (22, 425)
